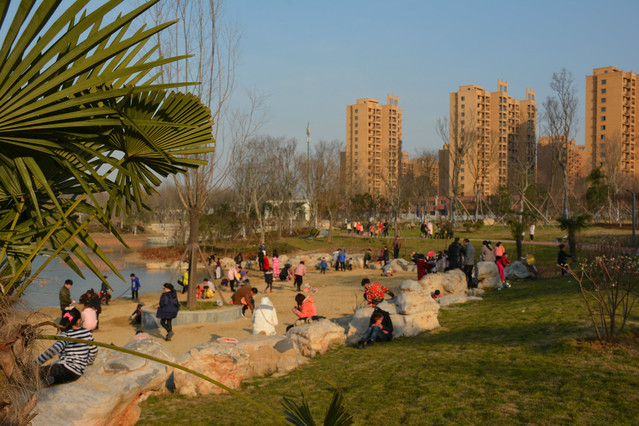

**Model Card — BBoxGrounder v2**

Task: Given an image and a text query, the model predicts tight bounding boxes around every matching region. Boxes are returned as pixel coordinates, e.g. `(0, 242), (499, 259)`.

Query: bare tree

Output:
(267, 138), (302, 238)
(234, 136), (273, 244)
(145, 1), (265, 307)
(406, 150), (438, 221)
(437, 114), (475, 224)
(601, 132), (625, 223)
(542, 68), (579, 217)
(308, 141), (342, 241)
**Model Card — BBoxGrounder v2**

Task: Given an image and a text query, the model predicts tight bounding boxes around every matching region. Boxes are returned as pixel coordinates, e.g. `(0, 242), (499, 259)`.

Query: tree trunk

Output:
(516, 236), (522, 260)
(186, 207), (200, 309)
(327, 212), (334, 242)
(568, 231), (577, 263)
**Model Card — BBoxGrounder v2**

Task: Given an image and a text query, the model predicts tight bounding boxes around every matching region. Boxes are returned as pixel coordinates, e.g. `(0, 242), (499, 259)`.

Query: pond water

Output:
(20, 247), (181, 310)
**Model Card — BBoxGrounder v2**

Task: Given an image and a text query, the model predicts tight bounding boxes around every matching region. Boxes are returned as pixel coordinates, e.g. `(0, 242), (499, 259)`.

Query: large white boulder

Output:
(235, 335), (306, 379)
(419, 269), (467, 295)
(173, 342), (249, 396)
(34, 338), (174, 426)
(287, 319), (346, 358)
(476, 261), (502, 289)
(392, 309), (440, 337)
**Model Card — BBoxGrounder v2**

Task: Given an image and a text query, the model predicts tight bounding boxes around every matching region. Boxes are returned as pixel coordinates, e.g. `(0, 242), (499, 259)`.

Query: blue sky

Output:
(221, 0), (639, 155)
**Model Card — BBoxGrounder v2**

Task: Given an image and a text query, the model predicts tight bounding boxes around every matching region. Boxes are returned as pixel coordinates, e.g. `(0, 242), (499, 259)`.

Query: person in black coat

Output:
(357, 307), (393, 348)
(156, 283), (180, 341)
(446, 237), (464, 271)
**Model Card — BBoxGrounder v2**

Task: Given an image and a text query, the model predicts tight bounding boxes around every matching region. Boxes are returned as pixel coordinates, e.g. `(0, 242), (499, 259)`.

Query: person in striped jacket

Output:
(37, 307), (97, 386)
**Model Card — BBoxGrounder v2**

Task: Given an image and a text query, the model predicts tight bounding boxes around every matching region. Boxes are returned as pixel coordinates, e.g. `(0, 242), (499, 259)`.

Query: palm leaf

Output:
(0, 0), (214, 296)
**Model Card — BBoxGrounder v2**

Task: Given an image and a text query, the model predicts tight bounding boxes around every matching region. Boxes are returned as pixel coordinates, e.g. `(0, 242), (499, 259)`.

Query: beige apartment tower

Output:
(440, 81), (536, 197)
(345, 95), (402, 196)
(585, 66), (638, 188)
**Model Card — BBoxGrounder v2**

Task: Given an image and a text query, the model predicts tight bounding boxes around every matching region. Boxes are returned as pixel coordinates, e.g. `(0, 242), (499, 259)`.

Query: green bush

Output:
(463, 221), (474, 232)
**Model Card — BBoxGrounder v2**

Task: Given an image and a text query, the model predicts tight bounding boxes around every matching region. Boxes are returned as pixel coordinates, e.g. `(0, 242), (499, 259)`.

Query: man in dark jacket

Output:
(446, 237), (464, 271)
(59, 279), (73, 318)
(357, 307), (393, 348)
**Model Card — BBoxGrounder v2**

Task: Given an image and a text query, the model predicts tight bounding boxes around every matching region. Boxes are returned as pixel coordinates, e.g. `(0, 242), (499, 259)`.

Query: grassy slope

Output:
(138, 276), (639, 425)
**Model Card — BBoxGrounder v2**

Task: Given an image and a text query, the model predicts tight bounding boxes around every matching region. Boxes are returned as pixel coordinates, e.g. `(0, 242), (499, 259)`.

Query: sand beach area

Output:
(35, 258), (415, 357)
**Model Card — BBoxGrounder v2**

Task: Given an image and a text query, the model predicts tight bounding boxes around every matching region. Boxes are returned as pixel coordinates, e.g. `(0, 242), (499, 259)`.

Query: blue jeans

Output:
(359, 325), (391, 344)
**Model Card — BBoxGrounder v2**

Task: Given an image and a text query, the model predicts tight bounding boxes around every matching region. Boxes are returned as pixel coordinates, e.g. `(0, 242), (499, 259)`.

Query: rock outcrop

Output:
(476, 261), (502, 289)
(287, 319), (346, 357)
(173, 342), (249, 396)
(34, 338), (174, 426)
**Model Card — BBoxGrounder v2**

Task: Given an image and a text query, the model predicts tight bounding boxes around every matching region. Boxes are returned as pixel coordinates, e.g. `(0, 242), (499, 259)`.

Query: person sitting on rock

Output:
(287, 293), (321, 331)
(431, 290), (441, 302)
(357, 307), (393, 348)
(361, 278), (395, 306)
(37, 308), (98, 386)
(252, 296), (278, 336)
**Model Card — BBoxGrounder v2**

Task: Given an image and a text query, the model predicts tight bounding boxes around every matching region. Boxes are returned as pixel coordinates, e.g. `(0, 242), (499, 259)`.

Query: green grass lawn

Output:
(138, 277), (639, 425)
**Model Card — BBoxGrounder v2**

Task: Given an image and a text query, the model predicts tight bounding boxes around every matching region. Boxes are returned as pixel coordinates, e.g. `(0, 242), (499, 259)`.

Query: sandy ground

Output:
(35, 266), (417, 357)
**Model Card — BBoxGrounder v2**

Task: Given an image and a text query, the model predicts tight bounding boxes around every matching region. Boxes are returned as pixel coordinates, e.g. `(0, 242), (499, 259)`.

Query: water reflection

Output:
(21, 246), (180, 309)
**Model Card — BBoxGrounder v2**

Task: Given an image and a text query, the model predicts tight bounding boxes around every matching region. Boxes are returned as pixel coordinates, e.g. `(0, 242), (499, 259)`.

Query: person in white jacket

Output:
(252, 296), (278, 335)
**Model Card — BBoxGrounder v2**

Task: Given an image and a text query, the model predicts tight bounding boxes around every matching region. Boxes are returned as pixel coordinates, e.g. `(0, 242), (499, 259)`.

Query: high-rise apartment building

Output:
(439, 81), (536, 197)
(585, 66), (638, 187)
(345, 95), (402, 196)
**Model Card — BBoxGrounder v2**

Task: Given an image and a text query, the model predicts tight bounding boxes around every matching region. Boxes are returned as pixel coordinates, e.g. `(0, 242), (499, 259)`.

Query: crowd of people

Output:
(45, 226), (562, 388)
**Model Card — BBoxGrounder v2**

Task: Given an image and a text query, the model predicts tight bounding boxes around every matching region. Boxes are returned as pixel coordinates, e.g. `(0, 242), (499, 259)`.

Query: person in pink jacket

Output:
(293, 261), (307, 291)
(292, 293), (316, 318)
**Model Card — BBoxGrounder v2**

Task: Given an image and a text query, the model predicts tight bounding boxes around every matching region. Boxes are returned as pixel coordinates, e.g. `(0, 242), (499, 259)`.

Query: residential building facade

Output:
(344, 95), (402, 196)
(585, 66), (638, 188)
(439, 81), (536, 197)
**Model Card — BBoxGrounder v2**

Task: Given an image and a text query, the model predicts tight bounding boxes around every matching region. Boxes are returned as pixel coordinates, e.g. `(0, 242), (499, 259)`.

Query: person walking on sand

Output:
(156, 283), (180, 341)
(59, 279), (73, 319)
(294, 261), (307, 291)
(130, 273), (141, 300)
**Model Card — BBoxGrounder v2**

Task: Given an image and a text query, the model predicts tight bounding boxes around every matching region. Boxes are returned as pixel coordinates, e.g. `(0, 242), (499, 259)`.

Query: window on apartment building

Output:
(354, 152), (358, 156)
(355, 138), (358, 141)
(461, 96), (465, 101)
(602, 89), (606, 94)
(601, 98), (606, 103)
(601, 116), (606, 121)
(601, 79), (606, 84)
(355, 130), (358, 135)
(601, 134), (605, 140)
(461, 168), (465, 173)
(354, 144), (358, 149)
(461, 105), (465, 109)
(355, 123), (358, 127)
(601, 107), (606, 112)
(461, 112), (465, 117)
(601, 126), (605, 131)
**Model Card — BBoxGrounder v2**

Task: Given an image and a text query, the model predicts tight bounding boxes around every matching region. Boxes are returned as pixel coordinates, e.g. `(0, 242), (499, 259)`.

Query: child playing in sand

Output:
(264, 267), (274, 293)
